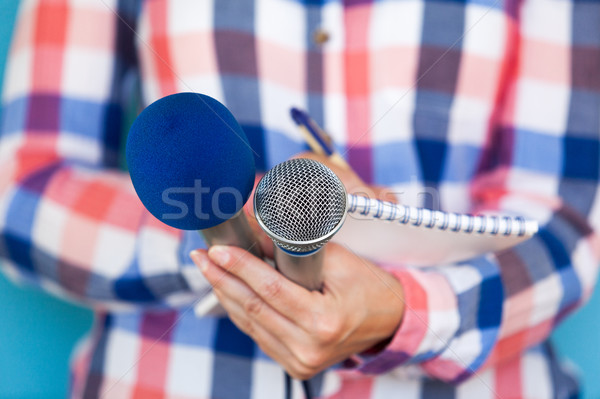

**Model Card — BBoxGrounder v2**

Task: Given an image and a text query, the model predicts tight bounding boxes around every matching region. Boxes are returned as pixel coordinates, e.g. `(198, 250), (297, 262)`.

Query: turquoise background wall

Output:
(0, 1), (94, 398)
(0, 0), (597, 398)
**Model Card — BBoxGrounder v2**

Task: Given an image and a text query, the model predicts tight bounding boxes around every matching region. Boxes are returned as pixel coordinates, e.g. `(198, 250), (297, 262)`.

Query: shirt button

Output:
(312, 28), (330, 45)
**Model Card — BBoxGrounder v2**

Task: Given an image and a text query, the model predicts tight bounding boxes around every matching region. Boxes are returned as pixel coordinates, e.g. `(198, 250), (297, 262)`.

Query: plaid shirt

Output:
(1, 0), (599, 397)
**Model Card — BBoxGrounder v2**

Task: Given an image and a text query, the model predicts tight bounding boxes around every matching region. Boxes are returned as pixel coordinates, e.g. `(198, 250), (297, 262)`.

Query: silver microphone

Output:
(254, 158), (347, 291)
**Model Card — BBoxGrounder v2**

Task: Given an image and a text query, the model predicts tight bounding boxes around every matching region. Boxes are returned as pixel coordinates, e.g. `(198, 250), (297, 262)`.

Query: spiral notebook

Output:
(334, 204), (537, 266)
(292, 108), (539, 266)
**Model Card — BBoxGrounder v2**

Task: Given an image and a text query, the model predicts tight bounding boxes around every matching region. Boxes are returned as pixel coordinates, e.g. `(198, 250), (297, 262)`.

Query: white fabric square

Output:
(62, 48), (113, 101)
(370, 1), (424, 48)
(92, 224), (136, 278)
(439, 183), (471, 213)
(58, 133), (101, 165)
(169, 0), (213, 35)
(256, 0), (305, 50)
(3, 48), (32, 102)
(181, 265), (210, 293)
(372, 373), (421, 399)
(447, 96), (491, 145)
(456, 366), (495, 399)
(523, 350), (553, 399)
(441, 265), (483, 294)
(166, 345), (213, 397)
(141, 80), (161, 107)
(259, 80), (305, 141)
(531, 274), (563, 325)
(515, 79), (569, 136)
(437, 329), (482, 368)
(417, 308), (461, 355)
(323, 93), (348, 145)
(32, 199), (68, 257)
(250, 359), (285, 399)
(390, 180), (430, 208)
(138, 227), (180, 275)
(68, 0), (117, 10)
(521, 0), (572, 45)
(320, 371), (342, 397)
(463, 6), (506, 59)
(321, 1), (345, 51)
(371, 89), (416, 144)
(104, 329), (141, 383)
(0, 135), (23, 162)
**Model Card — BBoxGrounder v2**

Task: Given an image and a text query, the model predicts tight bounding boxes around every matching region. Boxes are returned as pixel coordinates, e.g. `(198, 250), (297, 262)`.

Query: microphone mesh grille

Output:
(255, 159), (346, 252)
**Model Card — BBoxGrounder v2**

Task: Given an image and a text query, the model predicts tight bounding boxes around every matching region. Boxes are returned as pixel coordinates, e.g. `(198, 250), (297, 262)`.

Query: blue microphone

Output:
(126, 92), (263, 279)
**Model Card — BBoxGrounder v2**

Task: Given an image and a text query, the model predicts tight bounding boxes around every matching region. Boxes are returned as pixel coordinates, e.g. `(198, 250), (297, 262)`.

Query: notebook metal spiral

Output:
(347, 194), (539, 238)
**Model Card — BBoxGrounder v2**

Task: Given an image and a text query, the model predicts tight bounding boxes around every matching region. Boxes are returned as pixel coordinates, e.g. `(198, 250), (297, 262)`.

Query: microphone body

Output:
(200, 209), (263, 257)
(254, 159), (347, 291)
(194, 209), (262, 315)
(126, 92), (263, 313)
(272, 247), (325, 291)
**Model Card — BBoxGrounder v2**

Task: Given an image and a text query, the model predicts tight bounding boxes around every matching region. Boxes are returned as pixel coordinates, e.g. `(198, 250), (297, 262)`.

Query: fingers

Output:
(190, 245), (403, 379)
(226, 309), (311, 379)
(227, 306), (325, 380)
(199, 251), (300, 340)
(210, 246), (315, 320)
(190, 249), (326, 380)
(193, 246), (315, 326)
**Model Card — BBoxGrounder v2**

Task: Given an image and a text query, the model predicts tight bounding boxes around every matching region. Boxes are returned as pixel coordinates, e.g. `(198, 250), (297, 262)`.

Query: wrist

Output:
(377, 271), (406, 341)
(362, 269), (405, 346)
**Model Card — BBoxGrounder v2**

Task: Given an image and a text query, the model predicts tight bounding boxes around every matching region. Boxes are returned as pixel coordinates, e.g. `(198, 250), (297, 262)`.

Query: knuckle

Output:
(243, 295), (263, 316)
(313, 315), (343, 345)
(262, 278), (283, 301)
(296, 348), (326, 370)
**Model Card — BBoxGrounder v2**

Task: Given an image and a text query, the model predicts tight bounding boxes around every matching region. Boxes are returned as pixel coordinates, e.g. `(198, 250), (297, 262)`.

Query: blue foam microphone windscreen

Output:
(126, 92), (256, 230)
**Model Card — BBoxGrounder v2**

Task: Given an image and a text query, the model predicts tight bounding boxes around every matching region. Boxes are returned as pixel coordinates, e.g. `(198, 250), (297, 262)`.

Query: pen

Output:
(290, 107), (349, 169)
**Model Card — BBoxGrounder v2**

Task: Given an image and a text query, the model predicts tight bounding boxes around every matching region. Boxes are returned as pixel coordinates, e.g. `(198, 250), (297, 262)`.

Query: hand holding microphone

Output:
(192, 227), (405, 380)
(191, 155), (406, 380)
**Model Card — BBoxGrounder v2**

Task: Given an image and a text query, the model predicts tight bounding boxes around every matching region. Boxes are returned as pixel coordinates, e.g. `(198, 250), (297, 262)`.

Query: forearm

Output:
(0, 0), (211, 309)
(350, 194), (598, 382)
(0, 154), (210, 309)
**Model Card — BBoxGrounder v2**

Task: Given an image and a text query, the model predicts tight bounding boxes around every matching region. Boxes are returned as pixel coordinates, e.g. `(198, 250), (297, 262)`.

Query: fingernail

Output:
(190, 250), (209, 273)
(209, 246), (230, 266)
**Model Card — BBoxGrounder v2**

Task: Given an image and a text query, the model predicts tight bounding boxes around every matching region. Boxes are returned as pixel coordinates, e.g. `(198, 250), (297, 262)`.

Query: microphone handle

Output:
(194, 210), (264, 316)
(273, 247), (324, 292)
(200, 210), (264, 258)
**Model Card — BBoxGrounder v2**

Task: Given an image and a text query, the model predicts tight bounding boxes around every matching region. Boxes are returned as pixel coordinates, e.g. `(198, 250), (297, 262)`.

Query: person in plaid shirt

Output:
(1, 0), (599, 398)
